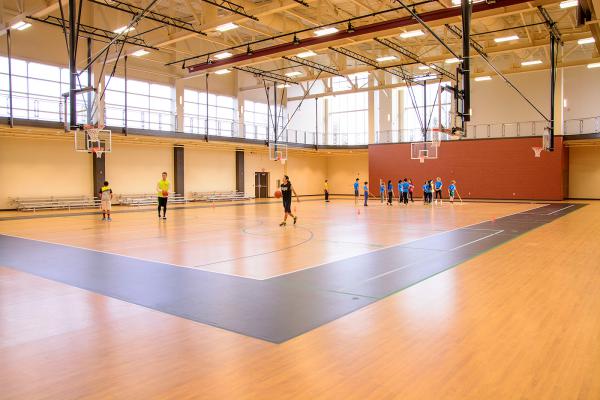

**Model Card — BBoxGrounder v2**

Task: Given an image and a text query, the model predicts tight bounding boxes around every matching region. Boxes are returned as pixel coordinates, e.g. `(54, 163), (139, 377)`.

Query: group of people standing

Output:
(353, 177), (458, 206)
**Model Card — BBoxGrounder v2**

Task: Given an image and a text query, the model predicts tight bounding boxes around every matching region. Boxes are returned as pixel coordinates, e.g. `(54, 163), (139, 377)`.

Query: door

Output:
(255, 172), (269, 198)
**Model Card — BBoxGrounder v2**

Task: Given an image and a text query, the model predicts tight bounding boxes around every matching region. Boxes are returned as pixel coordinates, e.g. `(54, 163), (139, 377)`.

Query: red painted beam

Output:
(188, 0), (531, 73)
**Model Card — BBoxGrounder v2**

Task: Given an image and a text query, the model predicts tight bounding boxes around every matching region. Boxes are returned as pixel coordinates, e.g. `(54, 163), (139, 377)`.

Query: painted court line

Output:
(449, 230), (505, 251)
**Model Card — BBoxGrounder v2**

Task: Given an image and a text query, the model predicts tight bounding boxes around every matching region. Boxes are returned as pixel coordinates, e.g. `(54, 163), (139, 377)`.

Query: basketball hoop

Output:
(91, 146), (104, 158)
(532, 146), (544, 158)
(419, 156), (425, 163)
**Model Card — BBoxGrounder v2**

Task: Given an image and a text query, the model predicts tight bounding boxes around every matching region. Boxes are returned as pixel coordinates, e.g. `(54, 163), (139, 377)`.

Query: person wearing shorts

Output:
(279, 175), (299, 226)
(448, 180), (457, 203)
(156, 172), (170, 220)
(434, 177), (443, 204)
(99, 181), (113, 221)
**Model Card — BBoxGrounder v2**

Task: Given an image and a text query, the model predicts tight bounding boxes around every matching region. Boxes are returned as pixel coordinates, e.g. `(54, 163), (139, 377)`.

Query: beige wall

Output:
(0, 137), (92, 209)
(185, 147), (236, 193)
(569, 146), (600, 199)
(326, 153), (369, 194)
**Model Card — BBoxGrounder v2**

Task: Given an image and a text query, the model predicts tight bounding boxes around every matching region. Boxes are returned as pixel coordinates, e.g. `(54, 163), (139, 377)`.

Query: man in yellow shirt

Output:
(324, 179), (329, 203)
(156, 172), (170, 220)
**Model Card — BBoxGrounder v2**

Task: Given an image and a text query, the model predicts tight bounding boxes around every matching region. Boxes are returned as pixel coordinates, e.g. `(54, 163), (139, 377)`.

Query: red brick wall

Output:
(368, 137), (567, 200)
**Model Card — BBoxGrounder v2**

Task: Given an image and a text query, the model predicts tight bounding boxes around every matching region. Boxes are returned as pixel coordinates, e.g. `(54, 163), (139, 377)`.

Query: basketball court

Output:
(2, 0), (600, 397)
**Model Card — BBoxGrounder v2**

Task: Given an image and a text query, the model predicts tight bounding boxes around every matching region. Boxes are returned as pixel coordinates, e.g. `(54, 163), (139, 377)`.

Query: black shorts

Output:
(283, 198), (292, 213)
(435, 190), (442, 199)
(354, 189), (359, 197)
(158, 197), (168, 207)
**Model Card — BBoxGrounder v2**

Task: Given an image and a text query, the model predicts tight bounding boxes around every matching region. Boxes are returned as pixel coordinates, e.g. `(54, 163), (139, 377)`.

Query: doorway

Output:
(254, 172), (269, 198)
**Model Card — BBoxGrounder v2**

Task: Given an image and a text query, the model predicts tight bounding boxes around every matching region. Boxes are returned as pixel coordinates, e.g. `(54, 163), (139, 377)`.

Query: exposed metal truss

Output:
(198, 0), (259, 21)
(444, 24), (487, 59)
(282, 56), (341, 76)
(538, 6), (562, 43)
(29, 15), (158, 49)
(88, 0), (206, 35)
(292, 0), (310, 6)
(373, 38), (456, 81)
(234, 66), (297, 84)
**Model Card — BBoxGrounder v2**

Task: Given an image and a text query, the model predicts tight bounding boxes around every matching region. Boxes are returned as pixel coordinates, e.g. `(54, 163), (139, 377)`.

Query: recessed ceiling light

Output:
(418, 65), (430, 70)
(285, 71), (303, 77)
(216, 23), (238, 32)
(214, 69), (231, 75)
(376, 55), (398, 62)
(445, 58), (460, 64)
(297, 50), (317, 58)
(132, 49), (150, 57)
(521, 60), (542, 66)
(314, 27), (338, 37)
(587, 62), (600, 69)
(113, 26), (134, 34)
(474, 76), (492, 81)
(11, 21), (32, 30)
(214, 52), (233, 60)
(577, 37), (595, 45)
(494, 35), (519, 43)
(559, 0), (577, 8)
(400, 30), (424, 39)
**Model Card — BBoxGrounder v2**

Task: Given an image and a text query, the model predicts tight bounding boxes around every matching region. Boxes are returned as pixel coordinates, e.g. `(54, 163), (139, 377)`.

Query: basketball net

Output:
(532, 146), (544, 158)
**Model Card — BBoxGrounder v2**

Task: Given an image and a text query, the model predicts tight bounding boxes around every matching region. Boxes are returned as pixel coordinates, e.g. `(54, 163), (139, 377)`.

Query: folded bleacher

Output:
(12, 196), (101, 211)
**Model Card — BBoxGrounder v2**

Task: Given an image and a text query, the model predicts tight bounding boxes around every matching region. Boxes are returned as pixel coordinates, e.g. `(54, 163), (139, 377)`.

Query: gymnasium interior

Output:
(1, 0), (600, 397)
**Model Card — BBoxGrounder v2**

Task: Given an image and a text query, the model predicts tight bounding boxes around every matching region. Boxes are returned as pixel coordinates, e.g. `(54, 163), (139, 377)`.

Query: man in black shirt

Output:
(279, 175), (300, 226)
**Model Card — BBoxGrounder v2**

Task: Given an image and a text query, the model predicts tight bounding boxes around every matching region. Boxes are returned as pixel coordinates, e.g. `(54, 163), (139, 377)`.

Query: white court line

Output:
(449, 230), (505, 251)
(545, 204), (576, 215)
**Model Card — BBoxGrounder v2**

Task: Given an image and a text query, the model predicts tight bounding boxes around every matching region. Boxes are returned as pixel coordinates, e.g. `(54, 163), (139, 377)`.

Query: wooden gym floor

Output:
(1, 199), (599, 399)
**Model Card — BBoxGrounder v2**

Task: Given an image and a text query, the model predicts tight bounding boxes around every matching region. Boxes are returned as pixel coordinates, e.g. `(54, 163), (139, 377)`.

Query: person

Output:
(379, 180), (385, 203)
(279, 175), (299, 226)
(408, 179), (414, 202)
(156, 172), (170, 220)
(434, 177), (443, 205)
(353, 178), (360, 205)
(386, 180), (394, 205)
(363, 181), (371, 207)
(448, 180), (457, 203)
(397, 180), (403, 204)
(401, 178), (410, 205)
(99, 181), (113, 221)
(423, 180), (433, 204)
(324, 179), (330, 203)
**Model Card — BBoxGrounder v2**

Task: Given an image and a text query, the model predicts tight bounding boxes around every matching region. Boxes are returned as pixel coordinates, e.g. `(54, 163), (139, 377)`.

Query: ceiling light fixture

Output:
(445, 58), (460, 64)
(559, 0), (578, 8)
(314, 27), (338, 37)
(418, 65), (430, 70)
(214, 69), (231, 75)
(521, 60), (542, 66)
(400, 30), (424, 38)
(376, 55), (398, 62)
(347, 22), (355, 33)
(113, 26), (134, 34)
(297, 50), (317, 58)
(285, 71), (303, 77)
(293, 35), (301, 45)
(214, 52), (233, 60)
(132, 49), (150, 57)
(474, 76), (492, 81)
(216, 23), (238, 32)
(11, 21), (32, 30)
(577, 37), (595, 45)
(587, 62), (600, 69)
(494, 35), (519, 43)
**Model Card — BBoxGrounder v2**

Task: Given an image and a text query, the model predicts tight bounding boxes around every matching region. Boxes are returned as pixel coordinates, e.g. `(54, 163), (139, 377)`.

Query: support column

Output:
(174, 146), (184, 196)
(235, 71), (245, 138)
(323, 97), (329, 146)
(235, 149), (244, 193)
(554, 67), (564, 136)
(378, 73), (393, 141)
(175, 79), (184, 133)
(68, 0), (77, 129)
(92, 154), (106, 199)
(368, 75), (375, 144)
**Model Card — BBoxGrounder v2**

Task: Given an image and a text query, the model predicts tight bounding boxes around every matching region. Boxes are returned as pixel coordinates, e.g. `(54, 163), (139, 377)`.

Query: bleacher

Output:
(12, 195), (101, 211)
(117, 192), (188, 206)
(190, 191), (252, 202)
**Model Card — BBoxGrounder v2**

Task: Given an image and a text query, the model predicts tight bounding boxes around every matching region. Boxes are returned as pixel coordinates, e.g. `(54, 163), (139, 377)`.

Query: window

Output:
(183, 89), (237, 136)
(0, 56), (89, 123)
(105, 77), (175, 131)
(328, 78), (369, 145)
(243, 100), (286, 141)
(402, 81), (451, 141)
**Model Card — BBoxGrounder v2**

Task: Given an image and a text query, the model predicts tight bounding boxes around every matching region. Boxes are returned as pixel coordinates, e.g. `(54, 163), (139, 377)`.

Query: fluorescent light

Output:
(285, 71), (303, 77)
(559, 0), (577, 8)
(452, 0), (485, 5)
(132, 49), (150, 57)
(113, 26), (134, 34)
(418, 65), (430, 70)
(11, 21), (32, 30)
(413, 75), (437, 81)
(563, 99), (567, 107)
(445, 58), (460, 64)
(521, 60), (542, 66)
(214, 69), (231, 75)
(376, 55), (398, 62)
(494, 35), (519, 43)
(216, 23), (238, 32)
(400, 30), (424, 39)
(577, 37), (595, 45)
(297, 50), (317, 58)
(474, 76), (492, 81)
(214, 52), (233, 60)
(587, 62), (600, 69)
(314, 27), (338, 36)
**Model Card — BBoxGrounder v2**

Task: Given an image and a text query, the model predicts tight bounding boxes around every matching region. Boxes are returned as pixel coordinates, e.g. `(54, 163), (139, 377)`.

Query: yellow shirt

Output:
(324, 182), (329, 190)
(157, 179), (170, 197)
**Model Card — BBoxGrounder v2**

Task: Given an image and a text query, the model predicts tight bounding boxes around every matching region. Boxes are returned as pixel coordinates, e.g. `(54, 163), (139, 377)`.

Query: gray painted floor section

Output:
(0, 203), (583, 343)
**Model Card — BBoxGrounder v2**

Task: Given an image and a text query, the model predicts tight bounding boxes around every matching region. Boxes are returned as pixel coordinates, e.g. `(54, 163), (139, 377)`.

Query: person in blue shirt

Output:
(408, 179), (415, 202)
(363, 182), (371, 206)
(397, 180), (403, 204)
(379, 181), (385, 203)
(401, 178), (411, 204)
(448, 180), (457, 203)
(422, 181), (429, 204)
(353, 178), (360, 205)
(386, 180), (394, 205)
(434, 177), (443, 205)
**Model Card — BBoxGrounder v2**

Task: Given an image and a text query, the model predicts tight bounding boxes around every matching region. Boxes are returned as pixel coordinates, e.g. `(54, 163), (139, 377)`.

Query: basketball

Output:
(162, 190), (168, 197)
(274, 190), (282, 198)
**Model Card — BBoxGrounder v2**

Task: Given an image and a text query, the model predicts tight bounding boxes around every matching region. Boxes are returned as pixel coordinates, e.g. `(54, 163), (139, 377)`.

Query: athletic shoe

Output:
(293, 216), (297, 225)
(163, 216), (167, 220)
(279, 222), (286, 226)
(107, 217), (112, 222)
(102, 217), (106, 221)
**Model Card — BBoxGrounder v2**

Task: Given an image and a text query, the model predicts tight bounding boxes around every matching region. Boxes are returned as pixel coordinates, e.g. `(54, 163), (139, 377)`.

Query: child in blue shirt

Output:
(397, 180), (403, 204)
(379, 181), (385, 203)
(434, 177), (443, 205)
(386, 180), (394, 205)
(354, 178), (360, 205)
(364, 182), (371, 206)
(401, 179), (410, 204)
(448, 180), (457, 203)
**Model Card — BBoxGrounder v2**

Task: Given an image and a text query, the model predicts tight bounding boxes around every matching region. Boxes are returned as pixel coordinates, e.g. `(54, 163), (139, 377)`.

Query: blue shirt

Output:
(423, 184), (431, 193)
(354, 182), (359, 190)
(435, 181), (442, 190)
(449, 184), (456, 192)
(380, 184), (385, 193)
(402, 182), (410, 192)
(363, 185), (368, 194)
(398, 183), (403, 193)
(387, 183), (393, 191)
